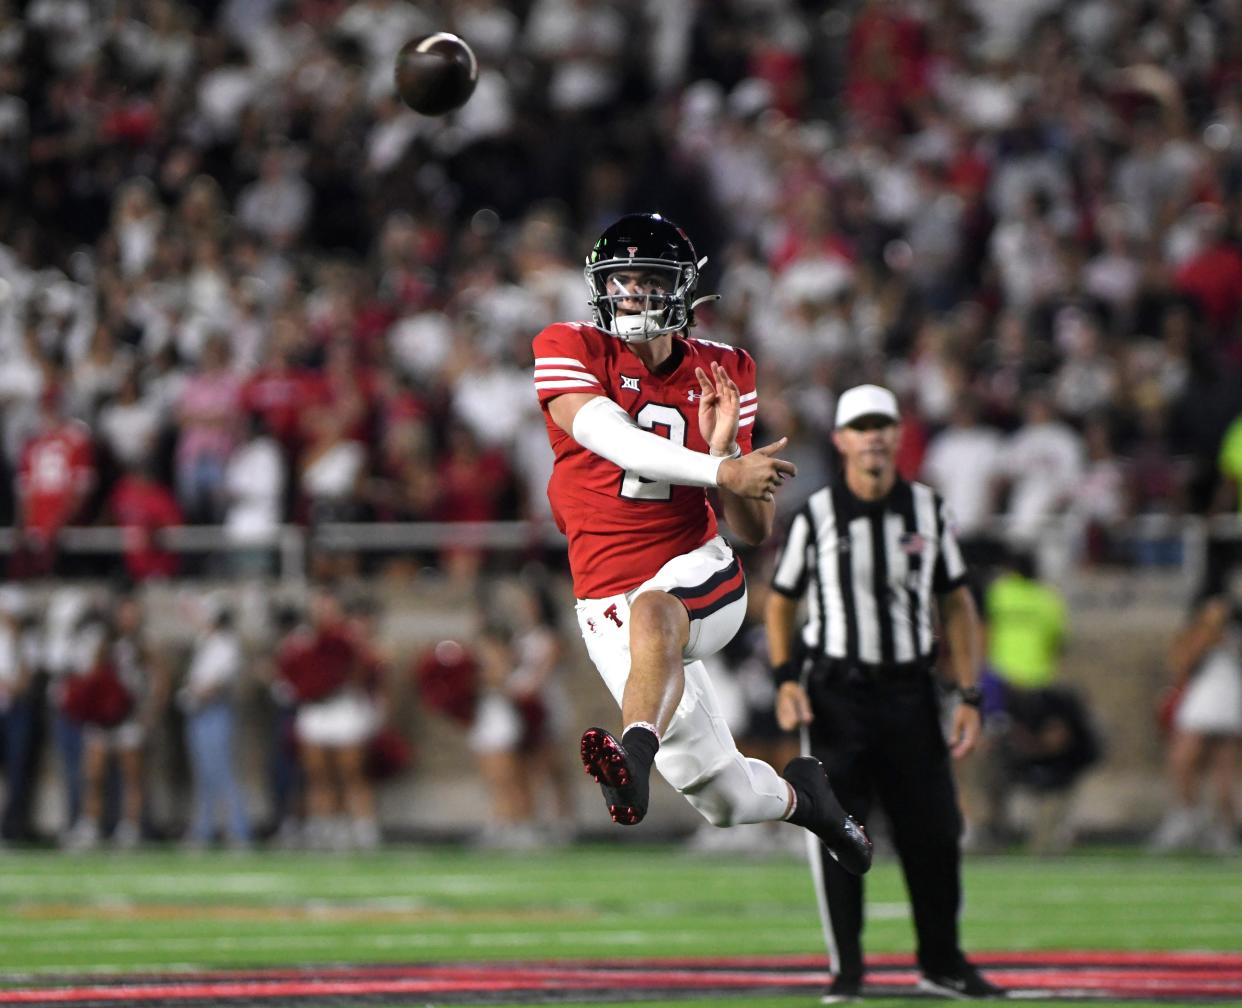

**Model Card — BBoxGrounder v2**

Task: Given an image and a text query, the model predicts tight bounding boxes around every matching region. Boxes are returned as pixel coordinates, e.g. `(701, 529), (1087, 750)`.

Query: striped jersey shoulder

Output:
(790, 485), (836, 535)
(905, 479), (950, 514)
(686, 334), (739, 351)
(901, 479), (962, 542)
(532, 322), (608, 398)
(685, 337), (757, 428)
(686, 335), (754, 369)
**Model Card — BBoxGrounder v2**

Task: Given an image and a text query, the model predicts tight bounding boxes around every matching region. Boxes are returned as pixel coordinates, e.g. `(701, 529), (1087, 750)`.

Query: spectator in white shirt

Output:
(42, 587), (94, 837)
(1001, 390), (1086, 544)
(225, 414), (286, 575)
(921, 396), (1004, 538)
(236, 147), (311, 250)
(524, 0), (625, 114)
(180, 607), (251, 848)
(97, 369), (160, 471)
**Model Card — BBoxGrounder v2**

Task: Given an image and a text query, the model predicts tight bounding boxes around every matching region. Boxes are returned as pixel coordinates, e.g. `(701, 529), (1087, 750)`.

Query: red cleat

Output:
(580, 727), (649, 826)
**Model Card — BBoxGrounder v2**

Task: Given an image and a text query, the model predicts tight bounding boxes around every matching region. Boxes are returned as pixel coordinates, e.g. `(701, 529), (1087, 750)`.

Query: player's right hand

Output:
(716, 438), (796, 501)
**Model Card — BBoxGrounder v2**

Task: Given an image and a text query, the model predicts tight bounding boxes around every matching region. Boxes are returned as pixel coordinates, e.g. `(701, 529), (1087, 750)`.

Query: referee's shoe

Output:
(784, 756), (873, 875)
(918, 962), (1007, 999)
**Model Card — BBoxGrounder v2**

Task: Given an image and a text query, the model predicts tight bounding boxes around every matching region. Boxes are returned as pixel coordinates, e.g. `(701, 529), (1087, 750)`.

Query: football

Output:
(394, 33), (478, 116)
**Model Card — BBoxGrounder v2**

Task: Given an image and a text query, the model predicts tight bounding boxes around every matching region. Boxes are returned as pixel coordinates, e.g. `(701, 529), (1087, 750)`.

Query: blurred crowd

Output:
(0, 578), (371, 849)
(0, 571), (581, 850)
(4, 0), (1242, 584)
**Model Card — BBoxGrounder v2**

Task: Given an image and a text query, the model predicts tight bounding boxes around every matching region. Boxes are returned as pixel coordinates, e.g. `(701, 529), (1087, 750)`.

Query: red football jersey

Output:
(108, 475), (184, 580)
(533, 322), (757, 598)
(18, 422), (94, 537)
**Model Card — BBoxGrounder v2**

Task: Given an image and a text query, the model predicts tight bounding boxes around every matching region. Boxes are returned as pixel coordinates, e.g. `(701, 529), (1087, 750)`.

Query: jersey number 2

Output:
(620, 403), (686, 501)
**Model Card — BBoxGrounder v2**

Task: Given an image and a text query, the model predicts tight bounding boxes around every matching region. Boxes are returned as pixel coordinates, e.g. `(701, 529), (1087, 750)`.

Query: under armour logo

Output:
(603, 604), (624, 627)
(620, 375), (641, 392)
(587, 617), (597, 633)
(627, 246), (638, 257)
(687, 389), (700, 403)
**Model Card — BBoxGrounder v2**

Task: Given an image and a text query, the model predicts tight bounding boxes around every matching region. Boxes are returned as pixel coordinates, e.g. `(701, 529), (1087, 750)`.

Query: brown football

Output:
(394, 33), (478, 116)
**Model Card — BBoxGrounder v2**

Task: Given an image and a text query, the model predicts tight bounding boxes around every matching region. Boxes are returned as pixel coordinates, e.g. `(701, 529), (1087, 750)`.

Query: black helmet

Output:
(584, 213), (707, 342)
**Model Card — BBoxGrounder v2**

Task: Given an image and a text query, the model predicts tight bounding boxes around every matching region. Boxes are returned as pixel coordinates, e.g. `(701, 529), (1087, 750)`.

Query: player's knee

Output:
(629, 591), (688, 646)
(682, 760), (782, 828)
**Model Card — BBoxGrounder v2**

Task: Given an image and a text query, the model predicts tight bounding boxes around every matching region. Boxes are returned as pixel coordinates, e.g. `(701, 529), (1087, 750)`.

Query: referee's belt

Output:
(812, 656), (934, 684)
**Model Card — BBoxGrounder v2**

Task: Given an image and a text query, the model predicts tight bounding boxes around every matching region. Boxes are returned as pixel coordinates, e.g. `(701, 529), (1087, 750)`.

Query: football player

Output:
(532, 213), (871, 873)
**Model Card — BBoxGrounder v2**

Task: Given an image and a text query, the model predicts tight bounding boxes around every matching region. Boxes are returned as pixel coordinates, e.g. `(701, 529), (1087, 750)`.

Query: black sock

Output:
(785, 782), (812, 828)
(621, 725), (660, 776)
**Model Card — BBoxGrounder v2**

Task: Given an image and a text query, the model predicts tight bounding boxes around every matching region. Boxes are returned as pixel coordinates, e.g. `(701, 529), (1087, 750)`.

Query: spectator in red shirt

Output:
(312, 339), (375, 445)
(243, 317), (318, 456)
(1174, 216), (1242, 338)
(847, 0), (929, 130)
(434, 423), (514, 582)
(768, 187), (856, 276)
(15, 389), (95, 576)
(106, 461), (183, 581)
(278, 585), (380, 851)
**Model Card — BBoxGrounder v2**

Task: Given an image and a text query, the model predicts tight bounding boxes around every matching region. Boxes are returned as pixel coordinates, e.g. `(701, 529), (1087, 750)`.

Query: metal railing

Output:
(0, 514), (1238, 583)
(0, 521), (569, 581)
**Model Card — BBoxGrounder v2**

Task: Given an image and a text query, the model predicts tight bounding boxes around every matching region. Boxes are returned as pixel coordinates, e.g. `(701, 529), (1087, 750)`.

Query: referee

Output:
(765, 384), (1004, 1003)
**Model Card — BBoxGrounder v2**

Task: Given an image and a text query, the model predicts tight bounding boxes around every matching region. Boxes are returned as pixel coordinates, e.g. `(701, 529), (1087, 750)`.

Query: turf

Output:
(0, 844), (1238, 1006)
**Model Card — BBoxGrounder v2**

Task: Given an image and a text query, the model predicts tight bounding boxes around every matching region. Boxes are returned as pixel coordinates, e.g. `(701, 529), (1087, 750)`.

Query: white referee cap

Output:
(835, 384), (900, 428)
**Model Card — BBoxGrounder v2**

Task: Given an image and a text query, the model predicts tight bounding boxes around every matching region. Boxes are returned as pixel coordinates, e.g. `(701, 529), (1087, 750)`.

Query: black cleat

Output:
(783, 756), (872, 875)
(918, 964), (1007, 999)
(581, 727), (649, 825)
(820, 974), (862, 1003)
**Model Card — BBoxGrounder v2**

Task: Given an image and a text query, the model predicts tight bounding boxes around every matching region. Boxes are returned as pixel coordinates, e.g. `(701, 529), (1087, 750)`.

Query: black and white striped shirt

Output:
(771, 479), (968, 667)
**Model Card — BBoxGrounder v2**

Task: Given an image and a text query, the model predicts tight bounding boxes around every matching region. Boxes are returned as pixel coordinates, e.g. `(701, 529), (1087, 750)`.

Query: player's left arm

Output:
(699, 353), (779, 545)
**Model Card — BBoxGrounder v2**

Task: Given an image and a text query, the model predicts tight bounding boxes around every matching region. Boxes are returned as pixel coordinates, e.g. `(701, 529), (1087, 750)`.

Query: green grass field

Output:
(0, 844), (1238, 1006)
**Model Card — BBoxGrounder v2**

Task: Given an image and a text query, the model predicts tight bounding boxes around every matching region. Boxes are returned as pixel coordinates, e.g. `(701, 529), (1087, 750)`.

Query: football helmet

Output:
(585, 213), (710, 342)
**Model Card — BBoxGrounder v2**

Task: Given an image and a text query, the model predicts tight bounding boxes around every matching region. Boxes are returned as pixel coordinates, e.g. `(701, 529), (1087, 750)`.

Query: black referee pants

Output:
(805, 667), (966, 982)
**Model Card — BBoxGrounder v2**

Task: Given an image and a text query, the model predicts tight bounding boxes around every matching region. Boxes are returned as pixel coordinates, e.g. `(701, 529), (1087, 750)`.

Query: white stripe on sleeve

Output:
(534, 379), (603, 390)
(533, 368), (602, 383)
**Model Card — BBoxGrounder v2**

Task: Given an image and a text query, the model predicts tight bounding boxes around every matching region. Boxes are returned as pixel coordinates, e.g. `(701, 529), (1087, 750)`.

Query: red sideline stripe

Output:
(6, 953), (1242, 1004)
(20, 951), (1242, 983)
(21, 950), (1242, 980)
(0, 970), (825, 1004)
(7, 969), (1242, 1005)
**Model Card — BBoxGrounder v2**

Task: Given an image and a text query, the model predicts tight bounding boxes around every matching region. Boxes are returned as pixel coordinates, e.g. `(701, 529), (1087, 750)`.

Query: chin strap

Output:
(690, 256), (718, 314)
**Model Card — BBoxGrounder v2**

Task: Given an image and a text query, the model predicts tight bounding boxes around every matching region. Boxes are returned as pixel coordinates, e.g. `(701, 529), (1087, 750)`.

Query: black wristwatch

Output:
(956, 685), (983, 708)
